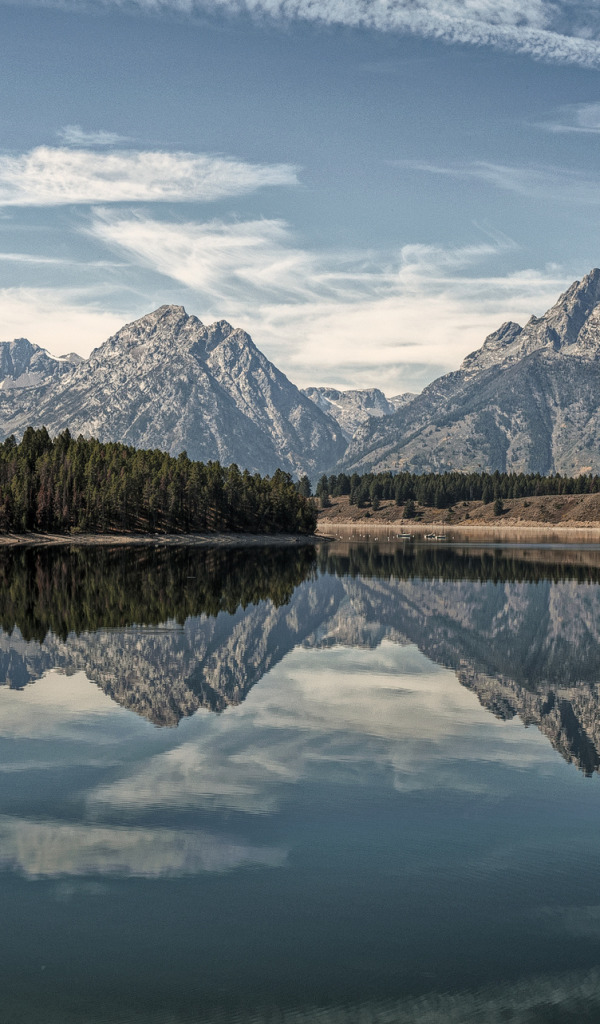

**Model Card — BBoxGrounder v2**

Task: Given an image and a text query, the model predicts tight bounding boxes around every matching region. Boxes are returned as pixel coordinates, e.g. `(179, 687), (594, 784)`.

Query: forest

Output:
(0, 427), (317, 535)
(314, 467), (600, 510)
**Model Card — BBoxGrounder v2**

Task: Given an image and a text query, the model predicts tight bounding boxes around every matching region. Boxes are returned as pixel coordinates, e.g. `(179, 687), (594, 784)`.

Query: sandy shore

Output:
(0, 531), (322, 549)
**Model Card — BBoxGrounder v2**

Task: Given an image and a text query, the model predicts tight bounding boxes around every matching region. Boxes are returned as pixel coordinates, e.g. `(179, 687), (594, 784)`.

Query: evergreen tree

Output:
(0, 428), (317, 536)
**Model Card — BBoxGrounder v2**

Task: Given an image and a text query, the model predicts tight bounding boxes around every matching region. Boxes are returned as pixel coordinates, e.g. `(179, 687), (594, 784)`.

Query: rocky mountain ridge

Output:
(0, 305), (346, 478)
(0, 338), (80, 392)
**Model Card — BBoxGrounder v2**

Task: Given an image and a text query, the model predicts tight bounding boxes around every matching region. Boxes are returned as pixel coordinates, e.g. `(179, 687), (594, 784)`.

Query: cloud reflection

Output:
(88, 644), (555, 818)
(0, 816), (286, 878)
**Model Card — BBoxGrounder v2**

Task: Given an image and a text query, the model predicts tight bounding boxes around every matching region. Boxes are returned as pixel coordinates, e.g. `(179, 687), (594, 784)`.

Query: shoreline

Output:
(0, 531), (322, 549)
(316, 521), (600, 544)
(6, 522), (600, 549)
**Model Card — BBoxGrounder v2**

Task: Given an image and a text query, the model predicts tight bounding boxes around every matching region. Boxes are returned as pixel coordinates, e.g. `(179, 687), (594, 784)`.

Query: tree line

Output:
(0, 427), (317, 535)
(314, 468), (600, 510)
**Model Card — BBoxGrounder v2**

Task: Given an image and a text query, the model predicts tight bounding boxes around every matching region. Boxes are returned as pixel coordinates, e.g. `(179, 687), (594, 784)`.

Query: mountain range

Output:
(3, 268), (600, 476)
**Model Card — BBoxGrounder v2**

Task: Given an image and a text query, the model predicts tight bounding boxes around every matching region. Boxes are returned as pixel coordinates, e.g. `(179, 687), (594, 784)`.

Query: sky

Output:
(2, 1), (600, 394)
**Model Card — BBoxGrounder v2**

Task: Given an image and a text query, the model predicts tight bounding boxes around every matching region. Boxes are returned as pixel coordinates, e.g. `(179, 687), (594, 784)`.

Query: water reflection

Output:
(0, 816), (286, 878)
(2, 542), (600, 1021)
(0, 545), (319, 725)
(2, 542), (600, 771)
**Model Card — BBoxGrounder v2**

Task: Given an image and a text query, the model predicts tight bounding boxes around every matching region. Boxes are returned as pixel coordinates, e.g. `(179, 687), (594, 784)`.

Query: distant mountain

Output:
(341, 268), (600, 475)
(0, 306), (346, 478)
(0, 338), (78, 392)
(302, 386), (412, 441)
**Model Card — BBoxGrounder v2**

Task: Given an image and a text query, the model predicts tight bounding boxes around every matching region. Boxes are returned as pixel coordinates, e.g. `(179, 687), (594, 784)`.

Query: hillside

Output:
(316, 493), (600, 529)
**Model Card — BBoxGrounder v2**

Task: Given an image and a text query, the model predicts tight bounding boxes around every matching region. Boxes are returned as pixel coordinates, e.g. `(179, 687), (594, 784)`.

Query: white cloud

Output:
(91, 214), (318, 301)
(89, 211), (569, 392)
(0, 216), (574, 392)
(0, 253), (78, 265)
(58, 125), (132, 146)
(4, 0), (600, 68)
(0, 146), (298, 206)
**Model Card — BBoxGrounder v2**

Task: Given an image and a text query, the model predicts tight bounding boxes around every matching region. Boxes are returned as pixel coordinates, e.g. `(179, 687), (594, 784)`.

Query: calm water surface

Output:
(2, 541), (600, 1022)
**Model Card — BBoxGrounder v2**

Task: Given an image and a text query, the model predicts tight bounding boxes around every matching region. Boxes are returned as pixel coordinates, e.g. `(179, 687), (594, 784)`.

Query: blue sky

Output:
(2, 1), (600, 393)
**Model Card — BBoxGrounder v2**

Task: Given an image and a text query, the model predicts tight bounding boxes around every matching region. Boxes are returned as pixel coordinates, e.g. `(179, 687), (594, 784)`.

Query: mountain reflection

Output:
(0, 545), (319, 725)
(2, 542), (600, 771)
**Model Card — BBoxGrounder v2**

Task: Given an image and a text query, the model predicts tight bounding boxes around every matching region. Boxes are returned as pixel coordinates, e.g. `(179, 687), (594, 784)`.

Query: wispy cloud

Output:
(401, 158), (600, 204)
(90, 211), (517, 307)
(88, 211), (569, 392)
(537, 101), (600, 133)
(91, 214), (310, 300)
(4, 0), (600, 68)
(0, 146), (298, 206)
(58, 125), (132, 146)
(0, 252), (121, 266)
(0, 217), (573, 392)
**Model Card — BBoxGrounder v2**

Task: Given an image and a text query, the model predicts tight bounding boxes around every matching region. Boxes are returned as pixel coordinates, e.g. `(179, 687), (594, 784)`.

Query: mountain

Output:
(301, 386), (411, 441)
(341, 268), (600, 475)
(0, 306), (346, 478)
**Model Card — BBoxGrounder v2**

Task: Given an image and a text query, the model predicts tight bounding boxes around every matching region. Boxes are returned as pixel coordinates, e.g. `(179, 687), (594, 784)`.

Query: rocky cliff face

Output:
(6, 271), (600, 477)
(0, 306), (346, 478)
(341, 268), (600, 475)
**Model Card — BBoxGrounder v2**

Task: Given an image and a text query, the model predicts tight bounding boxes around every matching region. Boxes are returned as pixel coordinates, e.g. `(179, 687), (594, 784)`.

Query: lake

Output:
(2, 539), (600, 1023)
